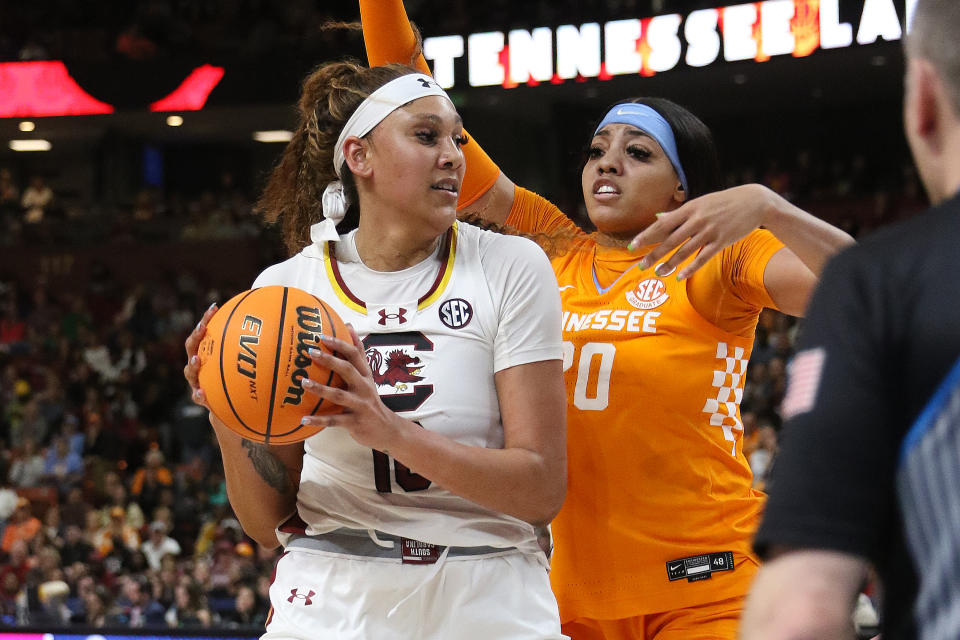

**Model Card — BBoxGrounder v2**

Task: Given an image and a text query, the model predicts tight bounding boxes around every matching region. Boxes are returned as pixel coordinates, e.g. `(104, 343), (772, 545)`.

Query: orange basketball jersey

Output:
(507, 187), (784, 620)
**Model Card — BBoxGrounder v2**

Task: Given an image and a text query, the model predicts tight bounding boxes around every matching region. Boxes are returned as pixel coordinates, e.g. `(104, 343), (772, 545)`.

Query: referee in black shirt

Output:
(740, 1), (960, 639)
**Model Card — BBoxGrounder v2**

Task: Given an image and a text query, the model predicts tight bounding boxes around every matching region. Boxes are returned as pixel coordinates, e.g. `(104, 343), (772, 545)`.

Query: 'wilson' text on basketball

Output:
(282, 306), (325, 406)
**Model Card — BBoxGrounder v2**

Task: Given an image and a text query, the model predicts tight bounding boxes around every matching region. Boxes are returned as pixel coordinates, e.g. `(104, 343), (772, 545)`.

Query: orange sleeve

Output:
(726, 229), (786, 309)
(359, 0), (431, 74)
(359, 0), (500, 209)
(687, 229), (786, 337)
(505, 186), (583, 236)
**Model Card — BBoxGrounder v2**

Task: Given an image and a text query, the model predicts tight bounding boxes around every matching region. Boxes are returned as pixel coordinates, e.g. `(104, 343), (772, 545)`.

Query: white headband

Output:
(310, 73), (452, 245)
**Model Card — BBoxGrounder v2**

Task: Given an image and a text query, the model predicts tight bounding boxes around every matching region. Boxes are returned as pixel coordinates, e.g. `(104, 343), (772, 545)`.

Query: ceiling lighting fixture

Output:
(9, 139), (51, 151)
(253, 130), (294, 143)
(166, 115), (184, 127)
(18, 121), (35, 132)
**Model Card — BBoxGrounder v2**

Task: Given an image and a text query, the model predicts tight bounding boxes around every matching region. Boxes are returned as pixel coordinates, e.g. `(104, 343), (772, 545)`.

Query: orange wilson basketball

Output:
(197, 286), (350, 444)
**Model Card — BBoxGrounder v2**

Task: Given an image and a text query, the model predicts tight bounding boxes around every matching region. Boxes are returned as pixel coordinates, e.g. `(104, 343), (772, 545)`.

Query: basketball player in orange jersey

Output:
(359, 4), (855, 639)
(184, 61), (569, 638)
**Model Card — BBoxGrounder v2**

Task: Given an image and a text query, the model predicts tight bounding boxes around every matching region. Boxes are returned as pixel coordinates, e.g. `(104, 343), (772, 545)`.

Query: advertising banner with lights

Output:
(0, 0), (912, 120)
(423, 0), (915, 89)
(0, 62), (224, 118)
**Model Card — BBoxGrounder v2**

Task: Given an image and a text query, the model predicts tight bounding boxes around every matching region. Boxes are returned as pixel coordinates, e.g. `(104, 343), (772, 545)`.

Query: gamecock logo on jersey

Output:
(363, 332), (435, 412)
(626, 278), (669, 310)
(370, 350), (424, 387)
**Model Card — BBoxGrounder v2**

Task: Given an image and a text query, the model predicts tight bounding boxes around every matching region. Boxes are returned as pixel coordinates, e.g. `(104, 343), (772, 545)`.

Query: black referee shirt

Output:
(754, 192), (960, 639)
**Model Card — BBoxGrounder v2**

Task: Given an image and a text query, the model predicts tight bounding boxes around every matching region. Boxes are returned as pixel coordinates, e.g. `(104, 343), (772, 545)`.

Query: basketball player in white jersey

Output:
(184, 61), (567, 639)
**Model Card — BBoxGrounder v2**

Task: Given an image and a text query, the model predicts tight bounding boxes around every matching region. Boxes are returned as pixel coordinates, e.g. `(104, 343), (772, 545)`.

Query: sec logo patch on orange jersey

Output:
(626, 278), (669, 310)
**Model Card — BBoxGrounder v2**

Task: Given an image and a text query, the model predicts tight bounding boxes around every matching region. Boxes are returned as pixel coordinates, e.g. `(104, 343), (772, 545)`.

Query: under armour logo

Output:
(288, 588), (315, 605)
(378, 308), (408, 326)
(416, 77), (437, 89)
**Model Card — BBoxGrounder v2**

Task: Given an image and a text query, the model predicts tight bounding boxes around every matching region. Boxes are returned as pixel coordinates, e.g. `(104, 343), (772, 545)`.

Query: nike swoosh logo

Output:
(616, 106), (644, 116)
(558, 285), (575, 291)
(669, 563), (683, 572)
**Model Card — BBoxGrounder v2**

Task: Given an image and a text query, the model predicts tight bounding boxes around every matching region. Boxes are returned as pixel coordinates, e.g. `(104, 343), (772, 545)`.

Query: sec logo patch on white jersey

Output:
(439, 298), (473, 329)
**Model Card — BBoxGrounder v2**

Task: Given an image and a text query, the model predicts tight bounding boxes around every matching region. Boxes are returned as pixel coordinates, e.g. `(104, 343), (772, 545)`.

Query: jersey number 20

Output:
(563, 341), (615, 411)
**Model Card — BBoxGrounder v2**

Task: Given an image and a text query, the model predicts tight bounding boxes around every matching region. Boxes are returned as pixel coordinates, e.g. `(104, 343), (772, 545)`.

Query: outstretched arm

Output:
(359, 0), (515, 223)
(629, 184), (855, 315)
(359, 0), (430, 75)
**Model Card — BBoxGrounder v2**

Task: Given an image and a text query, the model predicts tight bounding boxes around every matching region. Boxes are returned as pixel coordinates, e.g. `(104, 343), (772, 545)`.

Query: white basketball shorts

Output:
(262, 546), (566, 639)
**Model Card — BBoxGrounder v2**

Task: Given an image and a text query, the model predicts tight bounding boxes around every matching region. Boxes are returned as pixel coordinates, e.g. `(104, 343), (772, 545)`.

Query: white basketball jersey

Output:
(252, 222), (562, 555)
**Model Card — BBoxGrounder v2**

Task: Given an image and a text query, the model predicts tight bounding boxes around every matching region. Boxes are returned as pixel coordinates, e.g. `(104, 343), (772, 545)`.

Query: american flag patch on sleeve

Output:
(780, 348), (826, 420)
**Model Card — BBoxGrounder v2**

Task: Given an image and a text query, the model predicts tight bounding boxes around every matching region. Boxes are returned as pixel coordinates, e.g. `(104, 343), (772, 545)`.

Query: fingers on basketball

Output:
(197, 286), (350, 445)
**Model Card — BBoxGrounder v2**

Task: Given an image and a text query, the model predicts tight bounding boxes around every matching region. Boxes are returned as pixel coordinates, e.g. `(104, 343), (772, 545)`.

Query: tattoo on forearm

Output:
(241, 440), (293, 495)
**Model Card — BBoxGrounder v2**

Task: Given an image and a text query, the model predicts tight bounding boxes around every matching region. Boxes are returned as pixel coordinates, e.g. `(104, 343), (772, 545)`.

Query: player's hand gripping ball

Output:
(197, 286), (349, 444)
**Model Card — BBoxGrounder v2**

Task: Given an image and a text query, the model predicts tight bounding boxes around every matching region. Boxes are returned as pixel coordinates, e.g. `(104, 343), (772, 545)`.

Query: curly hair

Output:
(256, 61), (421, 255)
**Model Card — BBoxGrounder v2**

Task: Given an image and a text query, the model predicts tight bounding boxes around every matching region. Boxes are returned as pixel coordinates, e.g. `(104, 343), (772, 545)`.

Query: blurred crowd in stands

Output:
(0, 144), (927, 250)
(0, 239), (278, 629)
(0, 135), (926, 630)
(0, 161), (285, 629)
(0, 168), (271, 249)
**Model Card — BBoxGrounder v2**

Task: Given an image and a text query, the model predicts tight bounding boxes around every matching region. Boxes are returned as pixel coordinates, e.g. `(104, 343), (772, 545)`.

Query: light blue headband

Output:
(594, 103), (688, 194)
